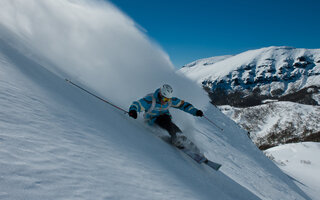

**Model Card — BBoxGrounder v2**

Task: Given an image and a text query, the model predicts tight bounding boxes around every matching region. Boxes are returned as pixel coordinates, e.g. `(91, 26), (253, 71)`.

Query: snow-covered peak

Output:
(181, 46), (320, 83)
(182, 55), (233, 69)
(180, 46), (320, 106)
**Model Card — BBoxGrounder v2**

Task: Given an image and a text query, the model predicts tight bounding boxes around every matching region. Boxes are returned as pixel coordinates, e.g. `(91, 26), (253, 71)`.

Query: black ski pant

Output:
(154, 114), (182, 139)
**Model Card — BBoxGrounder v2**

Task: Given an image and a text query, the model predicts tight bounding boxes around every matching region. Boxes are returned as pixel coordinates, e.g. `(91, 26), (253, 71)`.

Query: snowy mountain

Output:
(180, 46), (320, 107)
(180, 47), (320, 147)
(180, 47), (320, 199)
(220, 102), (320, 150)
(0, 0), (313, 199)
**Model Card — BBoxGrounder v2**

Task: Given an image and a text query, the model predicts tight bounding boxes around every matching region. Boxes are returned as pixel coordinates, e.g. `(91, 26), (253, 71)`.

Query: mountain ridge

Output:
(180, 46), (320, 107)
(179, 46), (320, 198)
(180, 46), (320, 149)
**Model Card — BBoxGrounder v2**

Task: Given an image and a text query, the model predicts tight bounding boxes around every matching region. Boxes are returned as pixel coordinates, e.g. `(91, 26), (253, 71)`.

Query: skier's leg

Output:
(154, 114), (182, 143)
(170, 122), (182, 135)
(154, 116), (201, 151)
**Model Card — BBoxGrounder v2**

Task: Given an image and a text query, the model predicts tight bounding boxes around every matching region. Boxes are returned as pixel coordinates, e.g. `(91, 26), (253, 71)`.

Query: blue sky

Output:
(108, 0), (320, 68)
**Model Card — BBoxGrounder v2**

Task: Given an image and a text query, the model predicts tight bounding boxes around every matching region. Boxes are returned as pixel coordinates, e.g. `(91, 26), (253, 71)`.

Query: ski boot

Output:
(171, 135), (186, 149)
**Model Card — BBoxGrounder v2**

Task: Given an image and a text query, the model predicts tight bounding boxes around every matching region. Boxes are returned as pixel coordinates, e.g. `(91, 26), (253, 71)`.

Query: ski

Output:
(181, 148), (222, 171)
(161, 135), (222, 171)
(205, 160), (222, 171)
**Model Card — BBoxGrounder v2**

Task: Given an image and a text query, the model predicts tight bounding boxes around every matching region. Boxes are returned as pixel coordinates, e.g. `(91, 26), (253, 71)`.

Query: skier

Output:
(128, 84), (203, 148)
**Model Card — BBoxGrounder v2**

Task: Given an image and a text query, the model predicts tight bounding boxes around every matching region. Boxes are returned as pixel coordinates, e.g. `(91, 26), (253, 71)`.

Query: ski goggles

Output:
(162, 97), (171, 102)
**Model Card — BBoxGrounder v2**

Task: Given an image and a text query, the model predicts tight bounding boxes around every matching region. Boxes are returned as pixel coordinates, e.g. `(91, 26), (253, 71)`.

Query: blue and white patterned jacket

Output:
(129, 88), (199, 125)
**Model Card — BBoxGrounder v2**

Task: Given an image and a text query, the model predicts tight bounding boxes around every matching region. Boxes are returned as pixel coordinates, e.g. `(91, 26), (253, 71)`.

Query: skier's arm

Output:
(129, 96), (152, 113)
(171, 97), (201, 116)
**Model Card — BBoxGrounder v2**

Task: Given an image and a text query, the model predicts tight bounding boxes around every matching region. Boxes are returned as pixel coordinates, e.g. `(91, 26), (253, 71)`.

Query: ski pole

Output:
(65, 79), (128, 114)
(203, 115), (224, 131)
(195, 129), (214, 142)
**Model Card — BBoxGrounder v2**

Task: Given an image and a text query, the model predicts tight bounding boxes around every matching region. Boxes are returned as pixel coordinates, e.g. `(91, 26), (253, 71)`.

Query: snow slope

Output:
(265, 142), (320, 200)
(0, 0), (311, 199)
(0, 40), (310, 200)
(0, 40), (253, 200)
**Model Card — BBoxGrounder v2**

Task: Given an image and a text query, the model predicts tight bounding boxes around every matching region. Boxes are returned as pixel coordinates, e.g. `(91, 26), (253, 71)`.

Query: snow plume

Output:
(0, 0), (208, 112)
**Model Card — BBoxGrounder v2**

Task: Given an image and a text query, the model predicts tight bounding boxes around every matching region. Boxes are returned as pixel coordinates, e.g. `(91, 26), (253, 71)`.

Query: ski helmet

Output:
(160, 84), (173, 98)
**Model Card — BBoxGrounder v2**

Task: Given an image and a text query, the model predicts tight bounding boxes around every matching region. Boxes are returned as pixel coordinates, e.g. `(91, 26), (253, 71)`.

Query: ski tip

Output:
(206, 160), (222, 171)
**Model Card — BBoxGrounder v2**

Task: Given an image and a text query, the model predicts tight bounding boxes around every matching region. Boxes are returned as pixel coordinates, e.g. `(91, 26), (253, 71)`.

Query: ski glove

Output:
(129, 110), (137, 119)
(196, 110), (203, 117)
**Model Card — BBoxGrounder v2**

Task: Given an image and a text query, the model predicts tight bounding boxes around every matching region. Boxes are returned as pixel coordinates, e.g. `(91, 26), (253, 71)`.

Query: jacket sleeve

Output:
(170, 97), (198, 116)
(129, 96), (152, 113)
